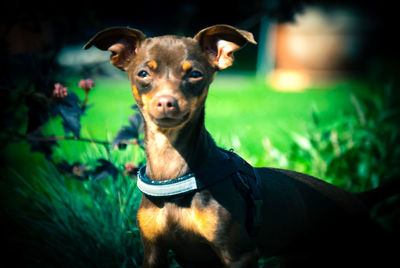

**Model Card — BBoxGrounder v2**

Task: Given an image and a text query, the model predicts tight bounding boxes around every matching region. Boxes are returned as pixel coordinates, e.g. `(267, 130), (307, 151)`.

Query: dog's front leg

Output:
(222, 249), (259, 268)
(212, 224), (260, 267)
(142, 239), (169, 268)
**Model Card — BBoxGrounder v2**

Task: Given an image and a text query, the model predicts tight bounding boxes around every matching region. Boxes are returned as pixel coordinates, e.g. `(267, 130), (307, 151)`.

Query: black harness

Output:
(137, 148), (263, 236)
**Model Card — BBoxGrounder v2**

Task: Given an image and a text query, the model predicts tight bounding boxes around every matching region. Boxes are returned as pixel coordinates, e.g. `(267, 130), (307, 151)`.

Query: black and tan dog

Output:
(85, 25), (397, 267)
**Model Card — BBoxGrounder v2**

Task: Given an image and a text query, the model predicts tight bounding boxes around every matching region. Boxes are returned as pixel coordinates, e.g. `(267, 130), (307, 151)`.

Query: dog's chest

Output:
(137, 199), (219, 243)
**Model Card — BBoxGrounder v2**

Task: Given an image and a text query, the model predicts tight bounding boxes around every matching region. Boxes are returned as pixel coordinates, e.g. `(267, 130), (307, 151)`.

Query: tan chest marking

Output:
(137, 204), (219, 242)
(137, 206), (168, 242)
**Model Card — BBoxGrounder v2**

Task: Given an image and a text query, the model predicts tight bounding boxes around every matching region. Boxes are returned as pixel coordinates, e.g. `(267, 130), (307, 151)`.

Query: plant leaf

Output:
(52, 92), (83, 138)
(55, 160), (89, 180)
(112, 110), (143, 149)
(89, 159), (119, 181)
(27, 131), (59, 160)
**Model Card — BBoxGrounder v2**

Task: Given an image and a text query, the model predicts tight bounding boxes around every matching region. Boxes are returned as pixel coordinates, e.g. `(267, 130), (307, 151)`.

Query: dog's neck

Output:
(143, 108), (217, 181)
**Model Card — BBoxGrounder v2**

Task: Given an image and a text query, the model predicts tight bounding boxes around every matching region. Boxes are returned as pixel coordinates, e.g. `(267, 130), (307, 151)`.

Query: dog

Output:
(84, 25), (398, 267)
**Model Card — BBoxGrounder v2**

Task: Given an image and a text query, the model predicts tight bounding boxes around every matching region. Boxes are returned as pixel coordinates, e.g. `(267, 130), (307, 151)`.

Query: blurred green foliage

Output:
(285, 83), (400, 192)
(12, 163), (142, 267)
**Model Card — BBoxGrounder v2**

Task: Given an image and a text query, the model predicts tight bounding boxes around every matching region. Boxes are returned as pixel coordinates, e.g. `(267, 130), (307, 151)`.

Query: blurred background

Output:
(1, 0), (400, 267)
(3, 0), (399, 78)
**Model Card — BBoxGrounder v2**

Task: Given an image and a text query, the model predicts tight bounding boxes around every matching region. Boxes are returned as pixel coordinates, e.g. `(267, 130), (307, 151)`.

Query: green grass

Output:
(7, 162), (143, 267)
(41, 73), (362, 166)
(1, 73), (363, 189)
(206, 74), (360, 165)
(4, 73), (387, 267)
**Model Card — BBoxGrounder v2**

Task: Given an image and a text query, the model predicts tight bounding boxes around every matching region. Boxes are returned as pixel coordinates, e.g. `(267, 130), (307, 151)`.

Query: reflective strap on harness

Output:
(137, 166), (198, 197)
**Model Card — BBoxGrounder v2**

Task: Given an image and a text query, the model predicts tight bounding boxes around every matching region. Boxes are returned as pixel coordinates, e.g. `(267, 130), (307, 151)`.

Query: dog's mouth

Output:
(150, 113), (190, 128)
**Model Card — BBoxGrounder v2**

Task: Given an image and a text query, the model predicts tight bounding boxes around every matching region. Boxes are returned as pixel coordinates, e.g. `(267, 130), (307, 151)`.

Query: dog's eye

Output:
(188, 70), (203, 79)
(137, 70), (149, 78)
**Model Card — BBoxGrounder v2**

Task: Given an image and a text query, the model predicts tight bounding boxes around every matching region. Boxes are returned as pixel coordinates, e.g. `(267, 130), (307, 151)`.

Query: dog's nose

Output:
(156, 95), (178, 113)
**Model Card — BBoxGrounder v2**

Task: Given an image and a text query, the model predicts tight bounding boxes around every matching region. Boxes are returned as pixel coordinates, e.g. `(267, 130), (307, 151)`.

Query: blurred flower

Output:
(123, 162), (139, 178)
(72, 163), (88, 178)
(53, 83), (68, 98)
(78, 78), (95, 92)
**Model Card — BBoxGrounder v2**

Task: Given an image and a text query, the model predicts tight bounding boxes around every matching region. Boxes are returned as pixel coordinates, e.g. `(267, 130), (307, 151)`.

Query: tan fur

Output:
(182, 61), (192, 71)
(144, 126), (189, 180)
(138, 199), (219, 242)
(148, 60), (158, 70)
(137, 206), (168, 242)
(132, 85), (140, 100)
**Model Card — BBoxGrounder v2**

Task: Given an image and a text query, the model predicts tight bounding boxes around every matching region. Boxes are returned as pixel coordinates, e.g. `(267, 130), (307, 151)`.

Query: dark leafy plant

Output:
(8, 78), (145, 180)
(51, 89), (83, 138)
(5, 76), (146, 267)
(90, 158), (120, 181)
(56, 160), (89, 180)
(112, 105), (144, 150)
(28, 130), (60, 160)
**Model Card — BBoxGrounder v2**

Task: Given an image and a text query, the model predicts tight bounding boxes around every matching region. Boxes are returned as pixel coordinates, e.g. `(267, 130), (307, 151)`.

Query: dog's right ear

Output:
(194, 25), (256, 70)
(84, 27), (146, 71)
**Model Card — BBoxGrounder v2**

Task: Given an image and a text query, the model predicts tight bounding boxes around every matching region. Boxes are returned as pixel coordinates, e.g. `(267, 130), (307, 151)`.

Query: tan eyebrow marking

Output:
(182, 61), (192, 71)
(148, 60), (158, 70)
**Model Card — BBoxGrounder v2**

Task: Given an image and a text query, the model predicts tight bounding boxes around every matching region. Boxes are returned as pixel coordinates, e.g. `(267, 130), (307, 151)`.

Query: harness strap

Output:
(223, 149), (263, 237)
(136, 147), (263, 236)
(233, 171), (263, 236)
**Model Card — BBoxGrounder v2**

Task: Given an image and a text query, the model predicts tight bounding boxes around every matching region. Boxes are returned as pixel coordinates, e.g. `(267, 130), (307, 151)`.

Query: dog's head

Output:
(84, 25), (256, 129)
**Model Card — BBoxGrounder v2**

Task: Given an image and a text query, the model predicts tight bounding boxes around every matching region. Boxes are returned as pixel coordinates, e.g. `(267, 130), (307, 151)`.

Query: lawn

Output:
(2, 72), (399, 267)
(205, 73), (359, 165)
(2, 72), (361, 183)
(41, 72), (360, 166)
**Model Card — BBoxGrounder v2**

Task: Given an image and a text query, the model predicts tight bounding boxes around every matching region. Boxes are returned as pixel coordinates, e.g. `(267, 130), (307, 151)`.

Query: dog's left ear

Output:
(194, 24), (256, 70)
